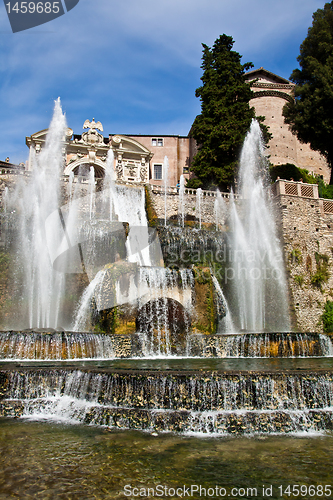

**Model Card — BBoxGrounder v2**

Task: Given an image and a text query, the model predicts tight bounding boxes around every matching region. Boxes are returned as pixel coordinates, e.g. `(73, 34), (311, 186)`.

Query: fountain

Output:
(163, 155), (169, 227)
(228, 120), (291, 332)
(12, 100), (67, 329)
(196, 187), (203, 229)
(0, 103), (333, 445)
(178, 174), (185, 228)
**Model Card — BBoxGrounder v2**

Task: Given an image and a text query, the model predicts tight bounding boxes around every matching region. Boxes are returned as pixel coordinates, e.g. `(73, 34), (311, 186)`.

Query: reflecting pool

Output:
(0, 419), (332, 499)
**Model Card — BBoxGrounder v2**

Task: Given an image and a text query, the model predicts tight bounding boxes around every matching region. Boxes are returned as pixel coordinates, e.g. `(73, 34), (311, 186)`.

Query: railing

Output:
(271, 178), (333, 214)
(0, 168), (25, 175)
(271, 178), (319, 199)
(150, 184), (236, 199)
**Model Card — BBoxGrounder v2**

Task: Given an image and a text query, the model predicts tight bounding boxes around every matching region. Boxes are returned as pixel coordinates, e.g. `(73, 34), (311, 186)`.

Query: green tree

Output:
(188, 34), (256, 190)
(283, 2), (333, 184)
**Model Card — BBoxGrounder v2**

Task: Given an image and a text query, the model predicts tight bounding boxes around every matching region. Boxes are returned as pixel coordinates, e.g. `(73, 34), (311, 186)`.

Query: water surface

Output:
(0, 419), (332, 499)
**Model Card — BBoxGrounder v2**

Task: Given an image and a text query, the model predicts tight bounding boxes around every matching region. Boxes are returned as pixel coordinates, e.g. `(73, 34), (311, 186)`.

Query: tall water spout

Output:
(68, 171), (74, 204)
(103, 149), (115, 221)
(15, 98), (67, 328)
(214, 189), (226, 231)
(3, 187), (9, 214)
(163, 156), (169, 227)
(196, 188), (202, 229)
(89, 166), (95, 220)
(178, 174), (185, 228)
(229, 120), (290, 332)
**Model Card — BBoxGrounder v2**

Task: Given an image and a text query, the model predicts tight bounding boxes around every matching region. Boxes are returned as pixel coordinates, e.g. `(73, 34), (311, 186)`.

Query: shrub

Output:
(294, 275), (304, 287)
(322, 301), (333, 333)
(290, 248), (302, 265)
(311, 252), (330, 291)
(270, 164), (317, 184)
(318, 178), (333, 199)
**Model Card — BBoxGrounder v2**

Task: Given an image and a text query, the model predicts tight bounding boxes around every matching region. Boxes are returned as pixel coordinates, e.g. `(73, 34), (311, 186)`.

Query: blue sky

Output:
(0, 0), (326, 164)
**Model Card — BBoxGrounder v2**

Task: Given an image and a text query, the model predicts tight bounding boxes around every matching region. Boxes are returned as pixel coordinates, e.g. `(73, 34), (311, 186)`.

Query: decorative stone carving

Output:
(140, 166), (147, 182)
(68, 152), (84, 164)
(26, 126), (154, 183)
(116, 153), (123, 180)
(66, 128), (73, 139)
(127, 164), (137, 177)
(112, 135), (121, 145)
(83, 119), (103, 132)
(116, 164), (123, 179)
(88, 150), (97, 162)
(82, 118), (104, 145)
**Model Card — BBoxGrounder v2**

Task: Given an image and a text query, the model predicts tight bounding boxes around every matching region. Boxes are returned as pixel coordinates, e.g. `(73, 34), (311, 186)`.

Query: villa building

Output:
(245, 68), (329, 181)
(24, 68), (331, 185)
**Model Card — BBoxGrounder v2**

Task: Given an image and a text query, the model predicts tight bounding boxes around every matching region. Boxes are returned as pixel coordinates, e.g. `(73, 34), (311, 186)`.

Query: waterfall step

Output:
(1, 367), (333, 435)
(0, 331), (332, 359)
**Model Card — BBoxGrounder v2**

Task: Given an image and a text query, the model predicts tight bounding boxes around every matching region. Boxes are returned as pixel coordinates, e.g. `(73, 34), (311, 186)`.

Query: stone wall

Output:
(273, 179), (333, 332)
(149, 185), (232, 226)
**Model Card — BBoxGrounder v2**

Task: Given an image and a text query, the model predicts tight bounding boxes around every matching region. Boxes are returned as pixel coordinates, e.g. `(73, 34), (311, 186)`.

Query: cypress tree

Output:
(189, 34), (256, 190)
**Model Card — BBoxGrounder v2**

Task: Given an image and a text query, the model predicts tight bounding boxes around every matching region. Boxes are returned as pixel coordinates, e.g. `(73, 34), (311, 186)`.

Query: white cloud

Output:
(0, 0), (326, 162)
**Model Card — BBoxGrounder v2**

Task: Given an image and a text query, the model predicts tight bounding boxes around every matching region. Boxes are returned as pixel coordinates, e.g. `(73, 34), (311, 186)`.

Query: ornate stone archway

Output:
(64, 156), (106, 178)
(26, 119), (154, 184)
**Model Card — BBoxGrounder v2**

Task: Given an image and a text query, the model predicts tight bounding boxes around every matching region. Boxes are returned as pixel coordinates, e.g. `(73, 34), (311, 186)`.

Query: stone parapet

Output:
(272, 178), (319, 200)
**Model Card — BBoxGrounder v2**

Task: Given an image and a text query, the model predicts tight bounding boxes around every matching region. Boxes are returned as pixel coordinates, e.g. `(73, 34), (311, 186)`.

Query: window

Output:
(153, 164), (163, 180)
(151, 138), (163, 147)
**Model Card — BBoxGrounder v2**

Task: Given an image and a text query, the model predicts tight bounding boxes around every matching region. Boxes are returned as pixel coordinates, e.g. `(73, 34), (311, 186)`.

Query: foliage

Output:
(321, 300), (333, 332)
(294, 274), (304, 287)
(185, 178), (202, 189)
(270, 164), (318, 184)
(311, 252), (330, 290)
(290, 248), (303, 265)
(283, 2), (333, 184)
(188, 34), (256, 190)
(318, 177), (333, 199)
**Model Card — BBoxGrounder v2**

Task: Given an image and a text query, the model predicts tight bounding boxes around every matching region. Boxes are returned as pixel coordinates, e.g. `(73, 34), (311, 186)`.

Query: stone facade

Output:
(25, 120), (194, 186)
(245, 68), (330, 182)
(26, 120), (153, 185)
(126, 135), (194, 186)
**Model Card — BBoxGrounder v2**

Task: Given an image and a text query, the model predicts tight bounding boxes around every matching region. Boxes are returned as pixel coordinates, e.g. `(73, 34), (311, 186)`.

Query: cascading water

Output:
(136, 267), (193, 356)
(211, 275), (235, 333)
(2, 368), (333, 434)
(228, 120), (290, 332)
(0, 331), (116, 360)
